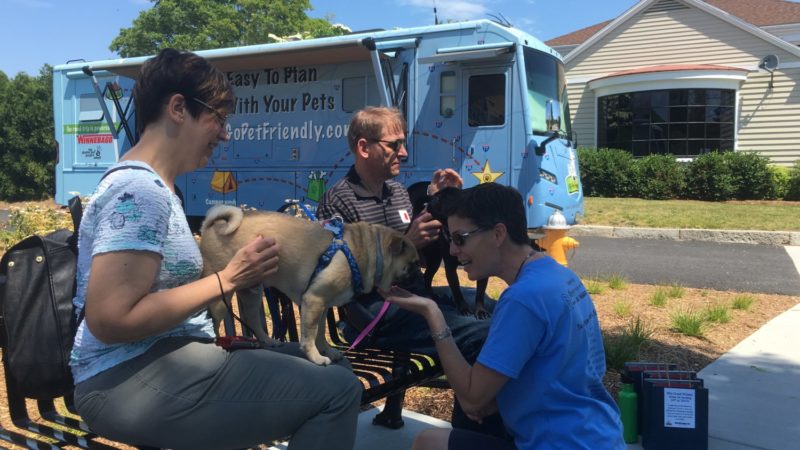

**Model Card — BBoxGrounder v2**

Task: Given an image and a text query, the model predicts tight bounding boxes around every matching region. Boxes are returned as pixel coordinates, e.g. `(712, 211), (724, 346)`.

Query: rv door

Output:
(460, 66), (512, 188)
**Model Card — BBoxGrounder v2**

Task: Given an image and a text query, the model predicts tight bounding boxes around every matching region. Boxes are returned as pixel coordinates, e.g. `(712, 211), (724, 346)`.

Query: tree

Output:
(110, 0), (349, 57)
(0, 66), (56, 200)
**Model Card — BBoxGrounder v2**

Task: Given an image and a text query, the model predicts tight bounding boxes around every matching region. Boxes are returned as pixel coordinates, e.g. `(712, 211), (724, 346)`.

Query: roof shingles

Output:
(545, 0), (800, 46)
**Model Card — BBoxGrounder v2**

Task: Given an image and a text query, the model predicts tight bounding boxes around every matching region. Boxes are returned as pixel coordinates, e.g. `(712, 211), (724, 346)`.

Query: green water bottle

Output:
(618, 383), (638, 444)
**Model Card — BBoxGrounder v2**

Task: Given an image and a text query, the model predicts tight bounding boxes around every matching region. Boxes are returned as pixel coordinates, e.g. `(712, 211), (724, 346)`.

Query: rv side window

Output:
(440, 71), (456, 118)
(468, 74), (505, 127)
(342, 77), (366, 113)
(79, 94), (104, 122)
(342, 76), (380, 112)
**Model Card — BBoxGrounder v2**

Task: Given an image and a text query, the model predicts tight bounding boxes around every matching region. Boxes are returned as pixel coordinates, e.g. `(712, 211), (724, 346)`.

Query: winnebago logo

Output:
(77, 134), (113, 144)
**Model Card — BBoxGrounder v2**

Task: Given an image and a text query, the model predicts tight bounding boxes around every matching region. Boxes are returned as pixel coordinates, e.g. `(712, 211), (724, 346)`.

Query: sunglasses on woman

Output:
(445, 227), (488, 247)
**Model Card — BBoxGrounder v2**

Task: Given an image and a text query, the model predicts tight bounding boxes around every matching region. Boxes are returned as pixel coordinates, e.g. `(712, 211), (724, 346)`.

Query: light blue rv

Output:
(53, 19), (583, 232)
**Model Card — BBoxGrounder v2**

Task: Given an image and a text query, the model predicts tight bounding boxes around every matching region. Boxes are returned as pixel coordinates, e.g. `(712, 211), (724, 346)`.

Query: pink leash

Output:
(346, 300), (390, 351)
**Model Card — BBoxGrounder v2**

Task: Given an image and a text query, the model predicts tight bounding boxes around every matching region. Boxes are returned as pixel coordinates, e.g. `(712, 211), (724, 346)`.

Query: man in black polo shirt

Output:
(317, 106), (490, 360)
(318, 107), (507, 437)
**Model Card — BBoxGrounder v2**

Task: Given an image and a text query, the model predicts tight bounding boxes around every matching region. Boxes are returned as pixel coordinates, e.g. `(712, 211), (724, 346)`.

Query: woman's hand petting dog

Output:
(219, 235), (280, 292)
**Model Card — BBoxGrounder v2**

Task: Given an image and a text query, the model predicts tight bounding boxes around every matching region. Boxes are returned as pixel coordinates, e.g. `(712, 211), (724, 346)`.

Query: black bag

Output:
(0, 167), (153, 400)
(0, 197), (82, 400)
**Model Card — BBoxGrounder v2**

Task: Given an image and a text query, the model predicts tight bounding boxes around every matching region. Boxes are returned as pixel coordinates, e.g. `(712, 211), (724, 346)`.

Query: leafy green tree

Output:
(0, 66), (56, 201)
(110, 0), (349, 57)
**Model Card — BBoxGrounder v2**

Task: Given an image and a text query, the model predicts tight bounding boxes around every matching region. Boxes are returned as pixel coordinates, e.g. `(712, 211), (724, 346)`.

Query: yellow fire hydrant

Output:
(537, 210), (579, 267)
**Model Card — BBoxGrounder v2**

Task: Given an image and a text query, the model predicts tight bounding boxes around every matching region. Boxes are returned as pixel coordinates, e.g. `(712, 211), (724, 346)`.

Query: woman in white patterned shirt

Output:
(70, 48), (361, 450)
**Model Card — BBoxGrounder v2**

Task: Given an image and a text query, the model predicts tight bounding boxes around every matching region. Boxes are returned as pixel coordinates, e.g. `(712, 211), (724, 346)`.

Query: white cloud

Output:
(9, 0), (53, 8)
(402, 0), (489, 21)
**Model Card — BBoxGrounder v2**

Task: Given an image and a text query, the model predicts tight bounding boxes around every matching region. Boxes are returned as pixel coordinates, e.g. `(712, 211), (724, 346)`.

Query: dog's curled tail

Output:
(200, 205), (244, 236)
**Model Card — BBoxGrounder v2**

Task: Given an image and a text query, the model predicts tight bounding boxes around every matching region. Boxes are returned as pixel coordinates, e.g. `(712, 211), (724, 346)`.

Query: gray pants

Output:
(74, 337), (361, 450)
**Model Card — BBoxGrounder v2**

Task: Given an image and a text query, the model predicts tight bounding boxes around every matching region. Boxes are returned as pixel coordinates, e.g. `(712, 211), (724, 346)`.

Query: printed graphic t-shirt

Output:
(478, 256), (625, 450)
(70, 161), (214, 383)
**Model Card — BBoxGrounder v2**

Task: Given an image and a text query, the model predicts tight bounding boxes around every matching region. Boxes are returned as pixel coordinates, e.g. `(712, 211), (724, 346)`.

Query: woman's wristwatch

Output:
(431, 326), (452, 342)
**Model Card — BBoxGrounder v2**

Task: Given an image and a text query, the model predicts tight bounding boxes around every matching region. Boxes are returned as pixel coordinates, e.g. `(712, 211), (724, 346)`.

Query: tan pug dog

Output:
(200, 205), (419, 365)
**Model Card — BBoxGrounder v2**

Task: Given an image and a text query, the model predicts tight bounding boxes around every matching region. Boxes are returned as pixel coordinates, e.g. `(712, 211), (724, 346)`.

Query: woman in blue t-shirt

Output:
(381, 183), (625, 450)
(70, 48), (360, 450)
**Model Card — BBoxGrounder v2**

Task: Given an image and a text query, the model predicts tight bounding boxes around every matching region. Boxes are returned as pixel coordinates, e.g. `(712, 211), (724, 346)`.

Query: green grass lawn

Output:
(583, 197), (800, 231)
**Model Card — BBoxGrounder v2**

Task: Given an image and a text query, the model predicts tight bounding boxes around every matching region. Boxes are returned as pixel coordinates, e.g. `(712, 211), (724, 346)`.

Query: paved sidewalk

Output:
(698, 302), (800, 450)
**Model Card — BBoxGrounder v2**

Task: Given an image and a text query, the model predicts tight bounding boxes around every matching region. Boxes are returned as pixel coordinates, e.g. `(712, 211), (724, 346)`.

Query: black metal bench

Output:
(0, 290), (444, 450)
(259, 288), (445, 429)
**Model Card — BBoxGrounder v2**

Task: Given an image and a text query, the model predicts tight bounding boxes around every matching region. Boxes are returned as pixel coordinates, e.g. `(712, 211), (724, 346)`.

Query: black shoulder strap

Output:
(99, 164), (153, 183)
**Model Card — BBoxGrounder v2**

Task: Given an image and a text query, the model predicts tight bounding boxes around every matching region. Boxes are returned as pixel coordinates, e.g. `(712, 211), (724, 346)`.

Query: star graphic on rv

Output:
(472, 160), (504, 184)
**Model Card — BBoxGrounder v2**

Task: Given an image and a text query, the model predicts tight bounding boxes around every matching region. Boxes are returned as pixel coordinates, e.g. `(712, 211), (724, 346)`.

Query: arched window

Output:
(588, 64), (747, 157)
(597, 88), (735, 156)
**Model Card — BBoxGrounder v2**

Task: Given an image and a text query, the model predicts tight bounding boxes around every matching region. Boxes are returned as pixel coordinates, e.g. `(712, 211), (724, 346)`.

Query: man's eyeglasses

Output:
(445, 227), (488, 247)
(191, 97), (228, 128)
(369, 138), (406, 153)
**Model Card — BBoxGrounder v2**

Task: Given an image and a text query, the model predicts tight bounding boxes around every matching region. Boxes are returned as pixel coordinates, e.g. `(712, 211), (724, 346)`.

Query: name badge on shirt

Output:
(399, 209), (411, 224)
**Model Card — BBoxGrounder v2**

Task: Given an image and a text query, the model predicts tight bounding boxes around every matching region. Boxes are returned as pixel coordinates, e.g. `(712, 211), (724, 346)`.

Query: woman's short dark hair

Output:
(448, 183), (529, 245)
(133, 48), (234, 135)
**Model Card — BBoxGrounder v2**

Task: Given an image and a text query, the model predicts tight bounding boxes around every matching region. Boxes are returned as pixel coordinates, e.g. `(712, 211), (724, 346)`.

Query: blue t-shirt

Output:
(477, 256), (625, 450)
(70, 161), (214, 383)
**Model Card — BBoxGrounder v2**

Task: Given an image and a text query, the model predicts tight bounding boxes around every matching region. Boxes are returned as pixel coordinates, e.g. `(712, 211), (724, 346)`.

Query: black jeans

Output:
(343, 286), (508, 438)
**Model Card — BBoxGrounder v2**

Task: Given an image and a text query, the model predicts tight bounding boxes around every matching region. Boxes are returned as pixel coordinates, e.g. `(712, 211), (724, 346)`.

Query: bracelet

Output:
(213, 272), (227, 303)
(431, 327), (452, 342)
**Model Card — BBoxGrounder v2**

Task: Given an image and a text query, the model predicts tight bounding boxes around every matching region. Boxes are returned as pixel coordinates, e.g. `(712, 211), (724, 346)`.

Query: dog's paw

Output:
(457, 303), (472, 316)
(324, 347), (343, 362)
(259, 337), (283, 348)
(474, 307), (492, 320)
(310, 355), (333, 366)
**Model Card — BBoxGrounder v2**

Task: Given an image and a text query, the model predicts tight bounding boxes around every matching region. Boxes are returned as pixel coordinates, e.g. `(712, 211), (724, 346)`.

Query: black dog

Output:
(408, 184), (490, 319)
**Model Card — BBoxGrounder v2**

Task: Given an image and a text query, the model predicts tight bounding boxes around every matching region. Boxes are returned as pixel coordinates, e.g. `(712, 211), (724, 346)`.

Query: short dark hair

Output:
(347, 106), (406, 153)
(447, 183), (529, 245)
(133, 48), (234, 135)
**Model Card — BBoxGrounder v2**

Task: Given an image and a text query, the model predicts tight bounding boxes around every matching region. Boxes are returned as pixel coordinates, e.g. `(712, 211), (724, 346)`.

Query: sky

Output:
(0, 0), (635, 77)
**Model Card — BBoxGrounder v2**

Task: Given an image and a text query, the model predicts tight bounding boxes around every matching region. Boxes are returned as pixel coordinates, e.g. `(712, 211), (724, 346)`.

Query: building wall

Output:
(564, 2), (800, 165)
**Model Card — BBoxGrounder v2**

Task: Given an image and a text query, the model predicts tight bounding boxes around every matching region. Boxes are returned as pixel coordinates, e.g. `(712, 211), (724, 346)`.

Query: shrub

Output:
(670, 309), (706, 337)
(0, 204), (73, 252)
(685, 152), (736, 201)
(724, 151), (774, 200)
(766, 165), (790, 200)
(613, 300), (632, 317)
(650, 288), (668, 307)
(584, 278), (606, 295)
(633, 154), (686, 200)
(787, 160), (800, 201)
(577, 147), (637, 197)
(602, 317), (653, 371)
(704, 304), (731, 324)
(666, 283), (685, 298)
(606, 273), (628, 290)
(731, 294), (755, 311)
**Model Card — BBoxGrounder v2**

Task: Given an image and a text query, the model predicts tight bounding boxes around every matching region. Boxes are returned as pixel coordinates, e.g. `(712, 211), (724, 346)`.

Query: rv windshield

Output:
(523, 47), (571, 136)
